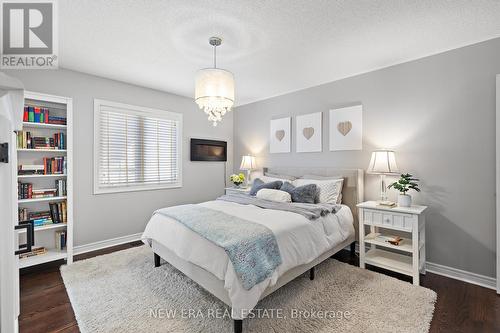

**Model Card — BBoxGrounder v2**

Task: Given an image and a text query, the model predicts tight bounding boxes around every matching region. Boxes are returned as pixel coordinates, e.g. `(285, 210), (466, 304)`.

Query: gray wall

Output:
(234, 38), (500, 278)
(5, 69), (233, 246)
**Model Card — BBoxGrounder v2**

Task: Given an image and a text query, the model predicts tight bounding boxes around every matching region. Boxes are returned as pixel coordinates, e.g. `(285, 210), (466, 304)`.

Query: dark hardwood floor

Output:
(19, 243), (500, 333)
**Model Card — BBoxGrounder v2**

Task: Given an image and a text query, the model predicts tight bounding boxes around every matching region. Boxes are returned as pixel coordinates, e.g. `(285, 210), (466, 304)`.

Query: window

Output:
(94, 99), (182, 194)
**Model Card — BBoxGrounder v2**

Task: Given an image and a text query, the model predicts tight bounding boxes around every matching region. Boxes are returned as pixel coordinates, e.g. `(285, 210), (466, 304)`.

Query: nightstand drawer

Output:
(225, 187), (250, 195)
(363, 209), (415, 231)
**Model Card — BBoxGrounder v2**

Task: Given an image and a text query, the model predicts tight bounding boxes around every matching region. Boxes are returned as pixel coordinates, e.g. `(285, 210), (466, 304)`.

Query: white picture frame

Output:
(329, 105), (362, 151)
(270, 117), (291, 153)
(296, 112), (322, 152)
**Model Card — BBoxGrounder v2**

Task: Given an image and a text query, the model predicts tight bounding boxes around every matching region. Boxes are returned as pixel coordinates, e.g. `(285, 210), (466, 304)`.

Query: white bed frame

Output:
(152, 167), (364, 333)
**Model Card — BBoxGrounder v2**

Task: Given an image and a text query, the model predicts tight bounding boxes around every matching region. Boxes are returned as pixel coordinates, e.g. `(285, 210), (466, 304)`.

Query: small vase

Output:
(233, 183), (241, 188)
(398, 194), (412, 207)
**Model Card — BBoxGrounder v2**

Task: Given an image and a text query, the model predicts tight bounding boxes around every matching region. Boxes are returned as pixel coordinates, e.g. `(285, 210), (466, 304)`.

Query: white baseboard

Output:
(348, 243), (496, 290)
(425, 261), (496, 290)
(74, 233), (143, 255)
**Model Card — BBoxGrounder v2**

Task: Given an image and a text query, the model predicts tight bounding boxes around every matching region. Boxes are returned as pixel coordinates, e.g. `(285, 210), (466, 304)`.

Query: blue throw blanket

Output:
(155, 204), (283, 290)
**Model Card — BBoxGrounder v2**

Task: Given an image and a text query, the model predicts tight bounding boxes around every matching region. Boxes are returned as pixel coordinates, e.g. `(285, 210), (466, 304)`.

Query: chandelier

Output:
(195, 37), (235, 126)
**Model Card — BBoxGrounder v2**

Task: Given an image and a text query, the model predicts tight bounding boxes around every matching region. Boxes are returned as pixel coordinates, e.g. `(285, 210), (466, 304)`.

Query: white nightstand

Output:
(225, 187), (251, 195)
(356, 201), (427, 285)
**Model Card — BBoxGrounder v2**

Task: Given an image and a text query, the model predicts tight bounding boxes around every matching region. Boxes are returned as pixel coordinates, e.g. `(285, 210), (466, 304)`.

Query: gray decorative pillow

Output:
(280, 182), (318, 204)
(250, 178), (283, 196)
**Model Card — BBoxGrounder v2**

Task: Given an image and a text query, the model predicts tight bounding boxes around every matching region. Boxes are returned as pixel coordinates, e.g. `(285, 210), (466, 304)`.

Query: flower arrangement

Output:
(229, 173), (245, 187)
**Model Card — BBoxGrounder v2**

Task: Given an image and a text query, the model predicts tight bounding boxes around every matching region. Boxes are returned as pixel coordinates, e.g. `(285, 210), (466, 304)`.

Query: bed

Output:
(142, 167), (364, 333)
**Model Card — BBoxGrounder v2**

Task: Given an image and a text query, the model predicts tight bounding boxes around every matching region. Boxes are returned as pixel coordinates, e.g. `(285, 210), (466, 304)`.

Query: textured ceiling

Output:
(59, 0), (500, 105)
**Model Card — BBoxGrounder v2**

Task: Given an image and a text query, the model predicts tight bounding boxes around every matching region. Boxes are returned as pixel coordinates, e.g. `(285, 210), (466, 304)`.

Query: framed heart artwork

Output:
(296, 112), (322, 152)
(270, 117), (291, 153)
(329, 105), (362, 151)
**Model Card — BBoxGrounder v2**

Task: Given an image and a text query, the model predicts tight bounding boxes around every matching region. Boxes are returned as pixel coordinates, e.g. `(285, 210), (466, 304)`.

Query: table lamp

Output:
(240, 155), (256, 187)
(367, 149), (399, 202)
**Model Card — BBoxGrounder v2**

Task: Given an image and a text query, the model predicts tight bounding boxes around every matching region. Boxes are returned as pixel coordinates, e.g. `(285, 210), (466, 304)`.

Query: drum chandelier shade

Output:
(195, 37), (235, 126)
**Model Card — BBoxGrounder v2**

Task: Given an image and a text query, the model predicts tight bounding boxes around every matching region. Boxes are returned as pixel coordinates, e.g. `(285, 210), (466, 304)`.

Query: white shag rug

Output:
(61, 246), (436, 333)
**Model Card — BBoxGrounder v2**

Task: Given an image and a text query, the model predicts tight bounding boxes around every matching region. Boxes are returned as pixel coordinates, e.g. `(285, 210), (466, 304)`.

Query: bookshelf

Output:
(18, 223), (68, 234)
(22, 122), (67, 130)
(18, 174), (67, 179)
(18, 196), (67, 203)
(16, 91), (73, 268)
(18, 148), (67, 152)
(18, 249), (68, 269)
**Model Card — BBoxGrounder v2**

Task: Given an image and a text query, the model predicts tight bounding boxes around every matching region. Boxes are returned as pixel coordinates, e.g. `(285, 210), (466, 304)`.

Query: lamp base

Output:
(379, 174), (388, 202)
(245, 169), (251, 187)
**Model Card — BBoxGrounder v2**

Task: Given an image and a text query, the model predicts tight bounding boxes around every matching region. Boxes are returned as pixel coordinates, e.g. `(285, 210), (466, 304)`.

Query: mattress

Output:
(142, 200), (354, 316)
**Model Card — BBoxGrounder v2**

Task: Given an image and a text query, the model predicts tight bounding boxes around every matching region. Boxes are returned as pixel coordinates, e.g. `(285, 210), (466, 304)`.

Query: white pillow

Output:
(256, 189), (292, 203)
(293, 178), (343, 204)
(301, 175), (345, 204)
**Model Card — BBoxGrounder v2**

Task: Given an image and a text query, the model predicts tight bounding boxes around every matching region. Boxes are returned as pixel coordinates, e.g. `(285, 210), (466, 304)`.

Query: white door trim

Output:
(496, 74), (500, 294)
(0, 111), (18, 333)
(0, 75), (24, 333)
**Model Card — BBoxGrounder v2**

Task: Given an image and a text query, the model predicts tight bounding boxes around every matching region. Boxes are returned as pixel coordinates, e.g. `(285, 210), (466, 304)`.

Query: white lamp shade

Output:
(367, 150), (399, 174)
(195, 68), (235, 108)
(240, 155), (256, 170)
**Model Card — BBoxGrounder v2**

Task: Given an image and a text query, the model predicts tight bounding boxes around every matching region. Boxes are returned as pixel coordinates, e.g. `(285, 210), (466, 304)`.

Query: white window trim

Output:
(93, 99), (183, 195)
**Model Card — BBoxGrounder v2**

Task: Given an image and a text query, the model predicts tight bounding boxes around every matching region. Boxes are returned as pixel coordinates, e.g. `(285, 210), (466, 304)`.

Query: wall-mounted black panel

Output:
(190, 139), (227, 161)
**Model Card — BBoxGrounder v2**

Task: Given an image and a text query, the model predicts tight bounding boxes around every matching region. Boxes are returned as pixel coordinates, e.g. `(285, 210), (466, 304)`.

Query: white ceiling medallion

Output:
(195, 37), (235, 126)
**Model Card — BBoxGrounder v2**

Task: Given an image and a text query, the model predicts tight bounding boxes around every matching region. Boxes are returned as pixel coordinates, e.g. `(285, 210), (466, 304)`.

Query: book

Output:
(28, 107), (34, 122)
(19, 246), (47, 259)
(58, 202), (63, 223)
(17, 131), (65, 150)
(48, 115), (66, 125)
(49, 201), (66, 224)
(31, 188), (57, 198)
(18, 165), (44, 175)
(18, 182), (34, 199)
(19, 165), (44, 171)
(42, 157), (65, 174)
(18, 208), (28, 221)
(33, 136), (55, 149)
(23, 106), (52, 123)
(55, 179), (66, 196)
(34, 107), (41, 123)
(50, 202), (59, 223)
(53, 132), (65, 149)
(55, 231), (66, 250)
(49, 203), (56, 223)
(377, 201), (396, 207)
(19, 208), (53, 226)
(23, 106), (29, 122)
(61, 201), (67, 223)
(16, 131), (33, 149)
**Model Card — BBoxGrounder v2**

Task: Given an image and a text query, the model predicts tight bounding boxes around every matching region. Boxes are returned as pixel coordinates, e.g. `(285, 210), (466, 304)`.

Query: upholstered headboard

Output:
(262, 167), (364, 238)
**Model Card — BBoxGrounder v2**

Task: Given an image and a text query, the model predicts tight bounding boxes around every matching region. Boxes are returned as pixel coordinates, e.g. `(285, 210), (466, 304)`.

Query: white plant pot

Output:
(398, 194), (412, 207)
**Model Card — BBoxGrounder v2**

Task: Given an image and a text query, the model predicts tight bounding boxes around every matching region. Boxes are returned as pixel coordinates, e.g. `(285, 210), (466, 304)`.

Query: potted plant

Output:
(388, 173), (420, 207)
(229, 173), (245, 188)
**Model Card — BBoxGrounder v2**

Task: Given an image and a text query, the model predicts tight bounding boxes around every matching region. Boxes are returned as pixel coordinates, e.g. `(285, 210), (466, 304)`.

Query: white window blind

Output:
(94, 99), (182, 194)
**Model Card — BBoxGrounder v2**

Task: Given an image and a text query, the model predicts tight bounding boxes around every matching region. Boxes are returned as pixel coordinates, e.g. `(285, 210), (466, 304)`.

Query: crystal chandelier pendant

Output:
(195, 37), (235, 126)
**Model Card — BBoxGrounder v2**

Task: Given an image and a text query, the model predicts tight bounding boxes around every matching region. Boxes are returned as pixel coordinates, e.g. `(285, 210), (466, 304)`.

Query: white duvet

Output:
(141, 200), (354, 319)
